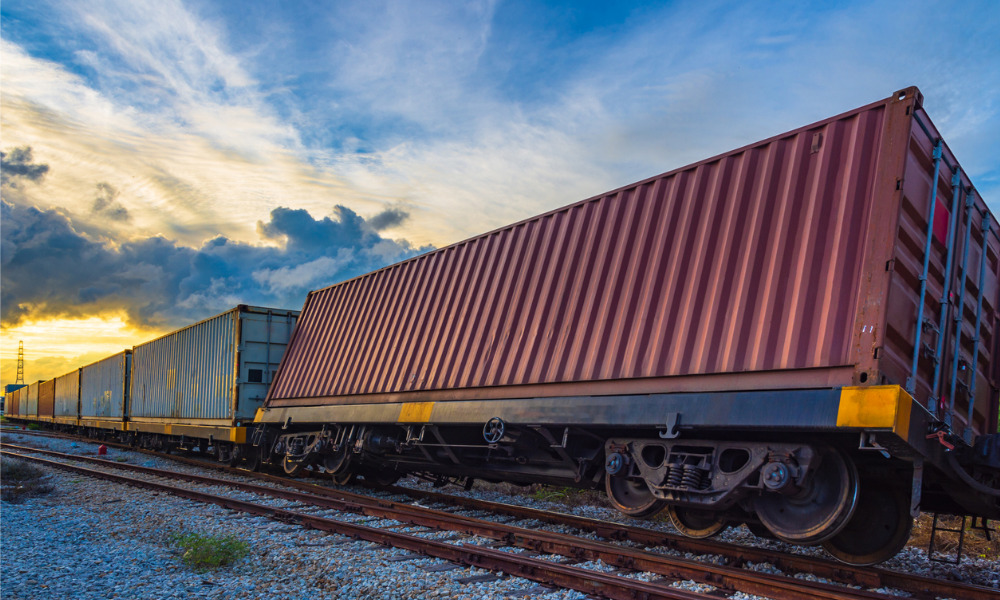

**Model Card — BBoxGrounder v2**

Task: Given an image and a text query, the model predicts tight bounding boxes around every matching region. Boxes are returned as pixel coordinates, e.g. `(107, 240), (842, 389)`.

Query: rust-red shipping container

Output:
(265, 87), (999, 439)
(7, 387), (20, 417)
(38, 379), (56, 420)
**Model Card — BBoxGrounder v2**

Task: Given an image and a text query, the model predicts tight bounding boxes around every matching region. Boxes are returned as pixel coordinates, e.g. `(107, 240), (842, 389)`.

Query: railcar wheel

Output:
(282, 456), (306, 477)
(753, 447), (859, 545)
(362, 468), (401, 487)
(228, 444), (243, 467)
(745, 521), (777, 539)
(667, 506), (728, 539)
(244, 445), (263, 472)
(331, 471), (355, 485)
(821, 481), (912, 565)
(605, 473), (666, 518)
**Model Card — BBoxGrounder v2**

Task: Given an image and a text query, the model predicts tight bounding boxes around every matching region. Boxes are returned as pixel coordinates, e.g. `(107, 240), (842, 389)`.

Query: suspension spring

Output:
(681, 464), (703, 489)
(665, 465), (683, 488)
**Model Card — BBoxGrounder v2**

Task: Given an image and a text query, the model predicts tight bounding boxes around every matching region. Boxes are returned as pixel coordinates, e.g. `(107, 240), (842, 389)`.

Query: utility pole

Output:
(16, 340), (25, 385)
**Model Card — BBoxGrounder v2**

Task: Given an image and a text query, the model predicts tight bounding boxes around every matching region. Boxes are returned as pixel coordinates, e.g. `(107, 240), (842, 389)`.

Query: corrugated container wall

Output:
(25, 382), (39, 417)
(7, 387), (20, 417)
(80, 351), (130, 420)
(265, 88), (999, 438)
(38, 380), (55, 418)
(54, 370), (80, 418)
(130, 306), (297, 423)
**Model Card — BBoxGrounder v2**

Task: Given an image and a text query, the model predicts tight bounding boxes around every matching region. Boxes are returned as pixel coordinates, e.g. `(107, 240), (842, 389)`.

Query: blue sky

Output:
(1, 0), (999, 382)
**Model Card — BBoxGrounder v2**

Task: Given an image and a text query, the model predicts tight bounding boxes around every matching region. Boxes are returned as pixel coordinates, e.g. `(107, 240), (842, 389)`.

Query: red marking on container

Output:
(933, 200), (950, 246)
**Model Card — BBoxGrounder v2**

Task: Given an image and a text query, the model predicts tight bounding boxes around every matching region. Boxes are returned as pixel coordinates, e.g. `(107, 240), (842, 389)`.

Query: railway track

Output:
(8, 429), (993, 599)
(4, 440), (995, 600)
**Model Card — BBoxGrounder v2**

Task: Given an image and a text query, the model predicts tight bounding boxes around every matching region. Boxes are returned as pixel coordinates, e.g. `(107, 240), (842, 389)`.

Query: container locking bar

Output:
(946, 186), (977, 429)
(907, 139), (944, 406)
(963, 210), (991, 443)
(928, 169), (964, 412)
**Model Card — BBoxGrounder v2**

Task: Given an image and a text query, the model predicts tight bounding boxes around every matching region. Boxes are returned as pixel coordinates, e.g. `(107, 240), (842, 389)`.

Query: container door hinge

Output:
(810, 132), (823, 153)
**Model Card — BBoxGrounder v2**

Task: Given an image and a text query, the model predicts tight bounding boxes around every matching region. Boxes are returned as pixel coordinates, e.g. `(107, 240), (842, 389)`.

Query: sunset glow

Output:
(0, 315), (165, 385)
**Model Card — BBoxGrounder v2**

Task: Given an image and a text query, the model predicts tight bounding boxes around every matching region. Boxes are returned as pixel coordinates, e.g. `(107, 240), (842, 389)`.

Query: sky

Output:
(2, 0), (999, 387)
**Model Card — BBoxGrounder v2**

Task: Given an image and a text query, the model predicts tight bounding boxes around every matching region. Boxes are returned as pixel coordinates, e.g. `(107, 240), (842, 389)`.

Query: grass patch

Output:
(476, 480), (611, 509)
(529, 486), (578, 502)
(26, 423), (41, 431)
(1, 457), (55, 503)
(168, 531), (250, 572)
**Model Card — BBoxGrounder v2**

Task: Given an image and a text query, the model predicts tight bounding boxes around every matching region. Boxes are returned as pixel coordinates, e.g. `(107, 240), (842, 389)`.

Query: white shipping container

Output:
(129, 306), (297, 425)
(80, 351), (131, 420)
(25, 381), (39, 417)
(54, 370), (80, 418)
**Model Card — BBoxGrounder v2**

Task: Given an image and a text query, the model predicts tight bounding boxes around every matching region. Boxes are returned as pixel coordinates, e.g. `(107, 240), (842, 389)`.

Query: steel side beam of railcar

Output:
(79, 418), (128, 432)
(255, 385), (919, 440)
(125, 421), (249, 444)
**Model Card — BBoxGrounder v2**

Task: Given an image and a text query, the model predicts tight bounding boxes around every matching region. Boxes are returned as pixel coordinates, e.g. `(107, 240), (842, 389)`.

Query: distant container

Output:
(80, 351), (131, 428)
(53, 369), (81, 424)
(130, 306), (297, 430)
(24, 381), (40, 417)
(4, 383), (26, 394)
(6, 387), (20, 416)
(37, 379), (55, 420)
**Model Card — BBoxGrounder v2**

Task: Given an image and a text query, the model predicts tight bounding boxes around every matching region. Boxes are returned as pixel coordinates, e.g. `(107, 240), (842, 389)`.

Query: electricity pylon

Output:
(15, 340), (25, 385)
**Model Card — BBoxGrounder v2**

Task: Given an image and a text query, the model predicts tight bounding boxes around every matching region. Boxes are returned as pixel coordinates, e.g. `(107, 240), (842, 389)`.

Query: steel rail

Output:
(1, 444), (952, 600)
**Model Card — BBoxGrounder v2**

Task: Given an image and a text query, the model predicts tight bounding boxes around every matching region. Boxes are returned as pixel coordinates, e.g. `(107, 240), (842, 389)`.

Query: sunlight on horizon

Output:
(0, 314), (166, 386)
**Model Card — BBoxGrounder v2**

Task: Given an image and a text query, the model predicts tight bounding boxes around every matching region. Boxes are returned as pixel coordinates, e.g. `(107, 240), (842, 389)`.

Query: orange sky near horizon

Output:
(0, 314), (166, 389)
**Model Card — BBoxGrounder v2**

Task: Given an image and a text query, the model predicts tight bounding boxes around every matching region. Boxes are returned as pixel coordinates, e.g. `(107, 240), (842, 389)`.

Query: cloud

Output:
(1, 151), (432, 329)
(0, 34), (391, 249)
(92, 182), (129, 221)
(367, 207), (409, 231)
(1, 147), (50, 186)
(2, 0), (997, 258)
(252, 253), (353, 293)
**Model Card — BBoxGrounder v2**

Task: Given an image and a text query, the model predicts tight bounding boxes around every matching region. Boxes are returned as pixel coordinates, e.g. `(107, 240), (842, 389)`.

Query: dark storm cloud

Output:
(92, 182), (130, 221)
(367, 207), (410, 231)
(1, 147), (50, 186)
(1, 152), (433, 330)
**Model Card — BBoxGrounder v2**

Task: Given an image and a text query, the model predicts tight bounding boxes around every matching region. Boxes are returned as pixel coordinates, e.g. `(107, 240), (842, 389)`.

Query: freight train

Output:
(6, 87), (999, 566)
(6, 306), (298, 463)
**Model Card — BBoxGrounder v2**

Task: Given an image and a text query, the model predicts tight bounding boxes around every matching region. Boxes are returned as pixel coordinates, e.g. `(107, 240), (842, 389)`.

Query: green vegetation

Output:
(168, 531), (251, 572)
(1, 457), (55, 503)
(26, 423), (41, 430)
(529, 486), (576, 502)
